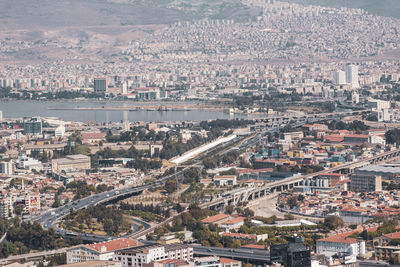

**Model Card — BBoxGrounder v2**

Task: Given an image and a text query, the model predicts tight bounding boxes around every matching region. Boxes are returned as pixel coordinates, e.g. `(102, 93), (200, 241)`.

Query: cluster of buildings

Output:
(64, 238), (244, 267)
(277, 185), (400, 223)
(333, 65), (360, 89)
(0, 1), (400, 103)
(243, 122), (388, 185)
(0, 116), (177, 218)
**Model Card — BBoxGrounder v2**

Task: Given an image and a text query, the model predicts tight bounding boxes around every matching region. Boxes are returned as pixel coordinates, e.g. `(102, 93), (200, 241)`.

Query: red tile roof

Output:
(81, 132), (106, 140)
(214, 175), (236, 180)
(220, 258), (240, 264)
(88, 238), (141, 252)
(344, 134), (369, 138)
(384, 232), (400, 239)
(223, 217), (245, 225)
(341, 206), (366, 213)
(221, 233), (257, 239)
(241, 244), (266, 250)
(318, 236), (358, 244)
(201, 214), (230, 224)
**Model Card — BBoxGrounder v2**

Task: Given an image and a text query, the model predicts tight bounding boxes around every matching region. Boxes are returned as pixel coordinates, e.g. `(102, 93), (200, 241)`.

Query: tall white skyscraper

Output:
(121, 82), (128, 94)
(333, 70), (346, 85)
(346, 64), (360, 89)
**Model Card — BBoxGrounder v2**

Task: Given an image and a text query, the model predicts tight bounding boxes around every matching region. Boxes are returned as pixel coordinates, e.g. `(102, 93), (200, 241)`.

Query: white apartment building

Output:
(213, 176), (237, 186)
(55, 125), (66, 137)
(333, 70), (346, 85)
(346, 65), (360, 89)
(0, 160), (14, 175)
(113, 244), (193, 267)
(194, 257), (221, 267)
(0, 197), (13, 218)
(316, 236), (365, 264)
(16, 155), (43, 171)
(368, 99), (391, 111)
(66, 239), (141, 264)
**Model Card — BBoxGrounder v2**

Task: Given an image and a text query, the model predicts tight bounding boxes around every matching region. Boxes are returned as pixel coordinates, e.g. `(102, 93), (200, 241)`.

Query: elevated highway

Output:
(193, 246), (269, 264)
(20, 109), (372, 241)
(202, 148), (400, 210)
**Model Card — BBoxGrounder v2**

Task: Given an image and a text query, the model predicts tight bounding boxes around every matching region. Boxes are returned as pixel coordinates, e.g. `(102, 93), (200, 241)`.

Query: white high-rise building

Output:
(333, 70), (346, 85)
(346, 65), (360, 88)
(352, 92), (360, 104)
(0, 161), (13, 175)
(55, 125), (65, 137)
(121, 82), (128, 94)
(0, 110), (2, 122)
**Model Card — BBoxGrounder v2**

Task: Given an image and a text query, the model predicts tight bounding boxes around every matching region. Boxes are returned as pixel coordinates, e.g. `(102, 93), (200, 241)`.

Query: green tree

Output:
(225, 205), (234, 215)
(52, 194), (61, 208)
(165, 179), (178, 194)
(103, 219), (114, 235)
(287, 197), (298, 209)
(386, 129), (400, 145)
(323, 216), (344, 231)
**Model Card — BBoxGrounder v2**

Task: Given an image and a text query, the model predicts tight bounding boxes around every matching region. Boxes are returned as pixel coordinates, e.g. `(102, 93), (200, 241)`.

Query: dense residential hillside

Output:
(287, 0), (400, 18)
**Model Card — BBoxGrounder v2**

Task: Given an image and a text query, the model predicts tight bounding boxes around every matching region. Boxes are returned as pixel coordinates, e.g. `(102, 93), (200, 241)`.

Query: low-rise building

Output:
(81, 132), (106, 144)
(280, 131), (304, 141)
(221, 217), (245, 231)
(374, 232), (400, 246)
(113, 243), (193, 267)
(375, 245), (400, 261)
(60, 261), (122, 267)
(144, 259), (193, 267)
(350, 174), (382, 192)
(219, 258), (242, 267)
(52, 154), (91, 173)
(213, 176), (237, 186)
(316, 236), (365, 264)
(193, 257), (221, 267)
(220, 233), (268, 242)
(66, 239), (141, 264)
(201, 214), (231, 225)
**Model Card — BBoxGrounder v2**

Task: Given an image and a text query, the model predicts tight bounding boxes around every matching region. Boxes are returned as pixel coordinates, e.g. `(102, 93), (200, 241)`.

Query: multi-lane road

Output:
(29, 117), (322, 242)
(22, 111), (365, 243)
(31, 168), (189, 242)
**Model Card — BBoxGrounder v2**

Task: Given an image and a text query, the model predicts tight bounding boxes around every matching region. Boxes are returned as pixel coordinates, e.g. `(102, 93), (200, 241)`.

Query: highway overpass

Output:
(202, 148), (400, 210)
(193, 246), (269, 264)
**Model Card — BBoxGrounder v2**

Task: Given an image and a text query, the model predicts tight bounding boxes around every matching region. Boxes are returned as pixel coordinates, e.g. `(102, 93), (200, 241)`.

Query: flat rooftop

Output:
(356, 163), (400, 174)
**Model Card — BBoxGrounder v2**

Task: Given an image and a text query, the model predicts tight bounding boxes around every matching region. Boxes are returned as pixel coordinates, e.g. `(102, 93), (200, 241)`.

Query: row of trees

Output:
(0, 88), (103, 100)
(199, 119), (254, 131)
(160, 135), (208, 159)
(385, 128), (400, 145)
(327, 120), (369, 132)
(120, 203), (169, 217)
(97, 146), (143, 159)
(106, 128), (167, 143)
(202, 150), (242, 169)
(126, 158), (162, 171)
